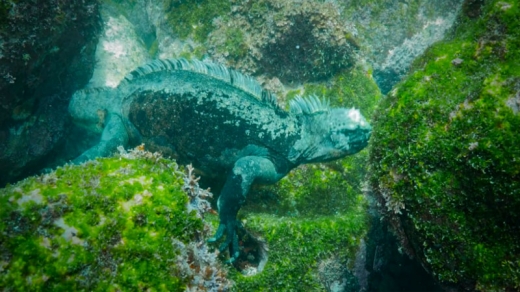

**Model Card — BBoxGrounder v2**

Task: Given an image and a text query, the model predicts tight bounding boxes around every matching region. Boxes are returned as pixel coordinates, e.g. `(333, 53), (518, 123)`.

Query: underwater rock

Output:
(368, 0), (520, 290)
(208, 0), (463, 92)
(208, 0), (359, 84)
(0, 0), (101, 186)
(0, 148), (231, 290)
(345, 0), (464, 94)
(87, 4), (151, 88)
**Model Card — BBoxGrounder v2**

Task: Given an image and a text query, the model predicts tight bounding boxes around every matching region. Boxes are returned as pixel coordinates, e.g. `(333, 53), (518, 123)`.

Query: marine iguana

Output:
(69, 58), (372, 262)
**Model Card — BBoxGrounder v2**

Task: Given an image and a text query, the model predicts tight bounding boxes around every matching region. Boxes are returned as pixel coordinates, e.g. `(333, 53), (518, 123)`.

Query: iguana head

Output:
(328, 107), (371, 155)
(289, 96), (372, 164)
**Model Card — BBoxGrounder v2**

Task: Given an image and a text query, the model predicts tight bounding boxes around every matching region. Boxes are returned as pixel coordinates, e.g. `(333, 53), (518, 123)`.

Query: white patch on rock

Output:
(506, 91), (520, 114)
(121, 189), (153, 211)
(40, 237), (52, 249)
(122, 176), (153, 186)
(88, 5), (150, 88)
(497, 1), (512, 10)
(53, 218), (84, 245)
(16, 189), (43, 206)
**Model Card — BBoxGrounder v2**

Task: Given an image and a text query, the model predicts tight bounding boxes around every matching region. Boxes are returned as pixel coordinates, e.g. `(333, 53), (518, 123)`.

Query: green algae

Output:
(368, 0), (520, 290)
(164, 0), (231, 43)
(0, 155), (206, 290)
(303, 66), (382, 118)
(230, 213), (367, 291)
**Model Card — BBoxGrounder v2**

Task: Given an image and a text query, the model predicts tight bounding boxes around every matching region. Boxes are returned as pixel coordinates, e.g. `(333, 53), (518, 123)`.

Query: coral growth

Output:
(208, 0), (359, 83)
(182, 164), (214, 219)
(0, 146), (231, 290)
(173, 239), (231, 291)
(368, 0), (520, 290)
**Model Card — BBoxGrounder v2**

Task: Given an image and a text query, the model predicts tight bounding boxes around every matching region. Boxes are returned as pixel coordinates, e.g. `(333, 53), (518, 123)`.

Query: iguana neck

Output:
(288, 113), (340, 164)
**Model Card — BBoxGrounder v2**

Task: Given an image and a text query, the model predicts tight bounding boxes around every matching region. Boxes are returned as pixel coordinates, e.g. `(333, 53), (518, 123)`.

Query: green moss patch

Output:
(368, 0), (520, 290)
(0, 153), (229, 290)
(164, 0), (231, 43)
(230, 212), (367, 291)
(302, 66), (382, 118)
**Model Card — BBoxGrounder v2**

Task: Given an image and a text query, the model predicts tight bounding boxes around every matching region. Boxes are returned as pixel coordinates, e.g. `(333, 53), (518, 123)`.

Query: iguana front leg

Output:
(73, 114), (129, 164)
(208, 155), (285, 262)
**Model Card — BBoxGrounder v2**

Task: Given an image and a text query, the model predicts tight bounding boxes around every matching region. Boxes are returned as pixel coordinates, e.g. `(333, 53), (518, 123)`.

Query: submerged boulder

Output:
(0, 0), (101, 186)
(208, 0), (359, 84)
(0, 148), (231, 291)
(368, 0), (520, 290)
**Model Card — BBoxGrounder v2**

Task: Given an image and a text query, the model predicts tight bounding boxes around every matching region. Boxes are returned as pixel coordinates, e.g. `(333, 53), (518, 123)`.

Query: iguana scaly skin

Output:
(69, 58), (371, 261)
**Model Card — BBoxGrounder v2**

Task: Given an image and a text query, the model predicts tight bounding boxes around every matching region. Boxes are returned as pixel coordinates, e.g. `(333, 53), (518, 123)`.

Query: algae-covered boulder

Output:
(0, 148), (231, 291)
(230, 164), (369, 291)
(208, 0), (359, 84)
(368, 0), (520, 290)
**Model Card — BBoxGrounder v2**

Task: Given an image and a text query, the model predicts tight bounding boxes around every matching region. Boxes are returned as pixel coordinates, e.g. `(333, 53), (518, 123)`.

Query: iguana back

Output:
(119, 59), (301, 176)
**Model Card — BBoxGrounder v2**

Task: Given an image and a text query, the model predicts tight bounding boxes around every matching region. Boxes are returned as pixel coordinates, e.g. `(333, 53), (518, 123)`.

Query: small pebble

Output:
(451, 58), (463, 66)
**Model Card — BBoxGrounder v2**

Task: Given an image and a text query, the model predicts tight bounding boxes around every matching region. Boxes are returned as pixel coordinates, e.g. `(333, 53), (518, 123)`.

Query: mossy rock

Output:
(224, 154), (370, 290)
(0, 152), (230, 290)
(229, 212), (367, 291)
(368, 0), (520, 290)
(164, 0), (231, 43)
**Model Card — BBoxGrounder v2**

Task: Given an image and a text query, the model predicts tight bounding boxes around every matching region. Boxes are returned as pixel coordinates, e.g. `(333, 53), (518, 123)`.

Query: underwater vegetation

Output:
(231, 211), (367, 290)
(0, 147), (231, 291)
(368, 0), (520, 290)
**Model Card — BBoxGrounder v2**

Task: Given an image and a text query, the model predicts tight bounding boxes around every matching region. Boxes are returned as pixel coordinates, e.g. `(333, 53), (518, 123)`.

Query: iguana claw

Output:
(208, 220), (242, 263)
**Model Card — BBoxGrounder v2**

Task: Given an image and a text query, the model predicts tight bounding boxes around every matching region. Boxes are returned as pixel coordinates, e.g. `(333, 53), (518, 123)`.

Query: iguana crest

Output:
(289, 95), (331, 114)
(122, 58), (280, 108)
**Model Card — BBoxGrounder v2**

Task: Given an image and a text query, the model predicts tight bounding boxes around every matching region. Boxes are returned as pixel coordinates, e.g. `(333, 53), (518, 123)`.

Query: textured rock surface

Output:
(87, 5), (150, 88)
(0, 0), (101, 186)
(368, 0), (520, 290)
(230, 164), (369, 290)
(341, 0), (464, 93)
(208, 0), (359, 84)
